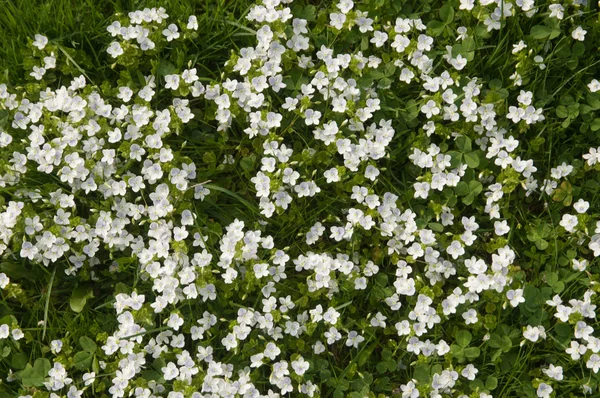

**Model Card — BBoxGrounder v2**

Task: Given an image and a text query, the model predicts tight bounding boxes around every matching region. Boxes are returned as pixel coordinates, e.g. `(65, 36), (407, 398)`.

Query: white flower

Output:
(494, 220), (510, 236)
(537, 383), (553, 398)
(566, 340), (587, 360)
(457, 26), (468, 41)
(313, 341), (325, 354)
(50, 339), (63, 354)
(167, 313), (184, 330)
(370, 312), (387, 328)
(512, 40), (527, 54)
(165, 74), (181, 90)
(30, 66), (46, 80)
(542, 364), (563, 381)
(330, 13), (346, 30)
(462, 309), (478, 325)
(523, 325), (546, 342)
(324, 168), (340, 183)
(559, 214), (578, 233)
(82, 372), (95, 386)
(0, 273), (9, 289)
(162, 362), (179, 380)
(187, 15), (199, 30)
(400, 381), (419, 398)
(291, 357), (310, 375)
(337, 0), (354, 13)
(421, 100), (440, 118)
(346, 330), (365, 348)
(364, 165), (380, 181)
(414, 182), (430, 199)
(138, 85), (155, 101)
(461, 364), (478, 380)
(250, 353), (264, 368)
(506, 289), (525, 307)
(221, 333), (237, 351)
(163, 24), (180, 41)
(588, 79), (600, 93)
(459, 0), (475, 10)
(107, 42), (124, 58)
(33, 34), (49, 50)
(572, 26), (587, 41)
(450, 54), (467, 70)
(66, 386), (82, 398)
(549, 4), (564, 19)
(182, 68), (198, 83)
(446, 240), (465, 260)
(573, 259), (588, 272)
(264, 342), (281, 360)
(304, 109), (321, 126)
(573, 199), (589, 214)
(587, 354), (600, 373)
(117, 86), (133, 102)
(370, 31), (388, 47)
(354, 277), (367, 290)
(11, 328), (24, 340)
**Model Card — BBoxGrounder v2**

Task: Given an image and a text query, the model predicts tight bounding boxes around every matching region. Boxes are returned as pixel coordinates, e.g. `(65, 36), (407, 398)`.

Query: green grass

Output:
(0, 1), (256, 394)
(0, 0), (255, 83)
(2, 0), (600, 397)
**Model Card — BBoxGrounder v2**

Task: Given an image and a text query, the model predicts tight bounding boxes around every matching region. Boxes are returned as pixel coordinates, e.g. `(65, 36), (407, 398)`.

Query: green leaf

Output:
(239, 155), (256, 174)
(464, 346), (481, 359)
(440, 4), (454, 24)
(456, 136), (472, 152)
(545, 272), (559, 287)
(456, 330), (472, 347)
(360, 36), (369, 51)
(73, 351), (93, 370)
(11, 352), (28, 370)
(384, 63), (396, 77)
(524, 285), (542, 308)
(377, 77), (392, 90)
(469, 181), (483, 195)
(156, 59), (176, 77)
(470, 378), (485, 391)
(427, 20), (446, 37)
(552, 281), (565, 293)
(358, 343), (376, 366)
(21, 358), (51, 387)
(530, 25), (552, 40)
(556, 105), (568, 118)
(376, 361), (388, 373)
(535, 239), (549, 251)
(591, 118), (600, 131)
(296, 5), (316, 21)
(554, 323), (571, 337)
(70, 286), (94, 313)
(486, 376), (499, 390)
(549, 28), (562, 40)
(447, 150), (463, 168)
(79, 336), (97, 354)
(463, 193), (476, 205)
(455, 181), (470, 196)
(464, 151), (480, 168)
(572, 42), (585, 57)
(428, 222), (444, 232)
(413, 363), (431, 383)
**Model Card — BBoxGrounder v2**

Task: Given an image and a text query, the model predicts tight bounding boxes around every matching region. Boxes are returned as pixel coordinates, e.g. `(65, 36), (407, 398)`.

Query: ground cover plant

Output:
(1, 0), (600, 397)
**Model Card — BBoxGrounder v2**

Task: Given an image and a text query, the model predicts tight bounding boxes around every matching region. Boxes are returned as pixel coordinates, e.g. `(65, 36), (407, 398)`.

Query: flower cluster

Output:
(2, 1), (600, 398)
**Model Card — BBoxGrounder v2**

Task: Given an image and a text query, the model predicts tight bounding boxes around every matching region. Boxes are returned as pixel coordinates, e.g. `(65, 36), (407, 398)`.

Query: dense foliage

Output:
(1, 0), (600, 397)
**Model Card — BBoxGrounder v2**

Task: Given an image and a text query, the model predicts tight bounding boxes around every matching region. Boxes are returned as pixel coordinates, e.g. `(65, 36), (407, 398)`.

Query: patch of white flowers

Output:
(2, 0), (600, 398)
